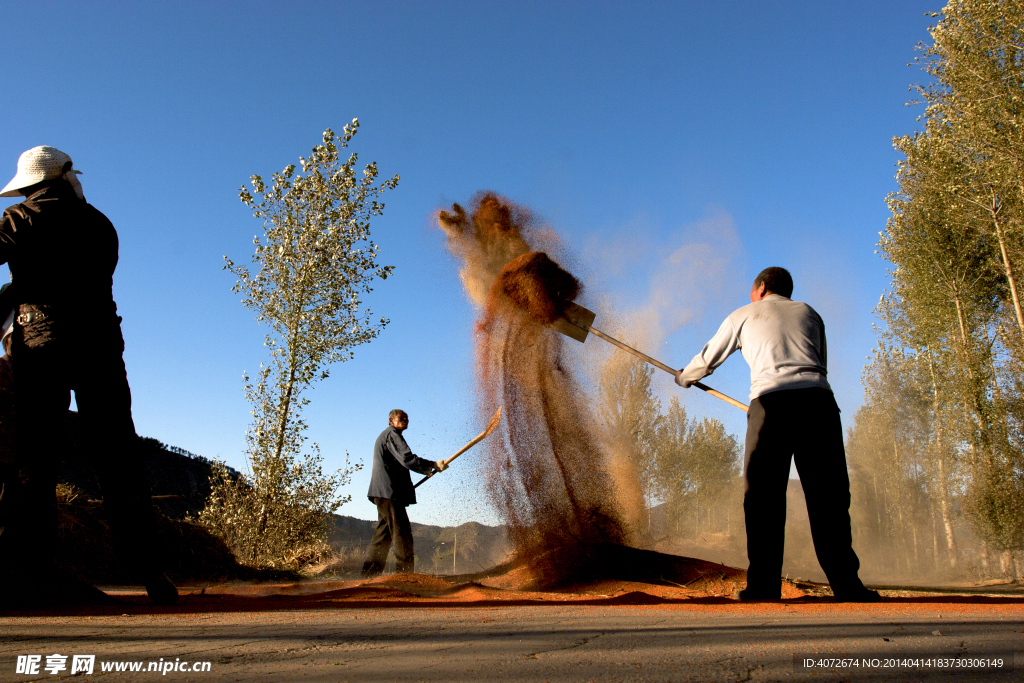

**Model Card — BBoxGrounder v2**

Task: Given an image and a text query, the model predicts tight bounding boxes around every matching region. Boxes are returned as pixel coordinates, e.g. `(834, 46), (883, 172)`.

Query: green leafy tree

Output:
(655, 397), (740, 537)
(922, 1), (1024, 564)
(883, 125), (1001, 472)
(654, 397), (690, 534)
(201, 120), (399, 568)
(599, 352), (663, 527)
(919, 0), (1024, 341)
(678, 416), (740, 535)
(864, 0), (1024, 577)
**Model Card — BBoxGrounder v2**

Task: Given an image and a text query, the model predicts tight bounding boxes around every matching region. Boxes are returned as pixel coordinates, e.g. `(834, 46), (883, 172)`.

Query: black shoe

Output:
(733, 587), (781, 601)
(1, 578), (115, 609)
(144, 573), (179, 606)
(55, 580), (117, 606)
(361, 561), (384, 579)
(834, 588), (881, 603)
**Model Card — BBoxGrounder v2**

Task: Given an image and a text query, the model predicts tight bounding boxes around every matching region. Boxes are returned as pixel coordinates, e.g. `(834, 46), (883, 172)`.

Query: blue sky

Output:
(2, 1), (937, 525)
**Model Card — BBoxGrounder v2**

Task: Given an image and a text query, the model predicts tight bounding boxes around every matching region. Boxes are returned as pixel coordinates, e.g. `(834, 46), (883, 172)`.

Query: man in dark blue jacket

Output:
(362, 409), (445, 577)
(0, 146), (177, 605)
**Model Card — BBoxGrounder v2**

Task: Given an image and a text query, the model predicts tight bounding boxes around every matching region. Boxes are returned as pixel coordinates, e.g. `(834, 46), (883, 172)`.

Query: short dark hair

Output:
(388, 409), (408, 422)
(753, 267), (793, 298)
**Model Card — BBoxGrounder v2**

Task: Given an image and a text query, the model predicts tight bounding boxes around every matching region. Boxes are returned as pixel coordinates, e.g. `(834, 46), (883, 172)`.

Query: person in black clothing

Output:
(0, 146), (177, 605)
(361, 409), (446, 577)
(0, 283), (16, 543)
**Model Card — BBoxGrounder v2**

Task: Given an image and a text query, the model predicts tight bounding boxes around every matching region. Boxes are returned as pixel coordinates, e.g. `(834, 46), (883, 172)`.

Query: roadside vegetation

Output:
(599, 353), (741, 546)
(848, 0), (1024, 581)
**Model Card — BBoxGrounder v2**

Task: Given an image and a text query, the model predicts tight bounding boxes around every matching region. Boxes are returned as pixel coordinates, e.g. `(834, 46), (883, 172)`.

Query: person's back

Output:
(369, 425), (421, 506)
(723, 295), (829, 398)
(2, 182), (119, 316)
(679, 285), (830, 399)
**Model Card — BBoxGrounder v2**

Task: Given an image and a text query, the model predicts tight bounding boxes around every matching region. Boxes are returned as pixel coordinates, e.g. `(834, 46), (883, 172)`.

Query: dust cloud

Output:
(438, 192), (638, 583)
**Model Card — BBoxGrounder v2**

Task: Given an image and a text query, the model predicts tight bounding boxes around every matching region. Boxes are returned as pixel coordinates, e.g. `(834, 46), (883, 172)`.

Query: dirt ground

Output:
(2, 572), (1022, 682)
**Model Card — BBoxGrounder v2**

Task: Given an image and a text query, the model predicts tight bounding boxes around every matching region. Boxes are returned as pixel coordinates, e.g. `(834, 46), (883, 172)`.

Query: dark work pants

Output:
(362, 497), (415, 576)
(743, 387), (866, 597)
(3, 313), (159, 581)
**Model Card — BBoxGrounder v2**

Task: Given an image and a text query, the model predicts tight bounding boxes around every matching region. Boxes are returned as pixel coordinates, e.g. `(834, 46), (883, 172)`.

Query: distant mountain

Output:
(57, 411), (241, 520)
(328, 515), (511, 575)
(38, 413), (273, 584)
(55, 413), (511, 576)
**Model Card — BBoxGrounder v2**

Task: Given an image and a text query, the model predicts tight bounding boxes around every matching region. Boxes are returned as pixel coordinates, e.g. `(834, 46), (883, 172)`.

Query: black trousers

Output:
(1, 312), (159, 580)
(743, 387), (866, 596)
(362, 497), (415, 576)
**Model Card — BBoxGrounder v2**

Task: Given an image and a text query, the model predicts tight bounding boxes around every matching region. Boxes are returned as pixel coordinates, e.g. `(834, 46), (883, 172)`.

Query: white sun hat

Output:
(0, 145), (80, 197)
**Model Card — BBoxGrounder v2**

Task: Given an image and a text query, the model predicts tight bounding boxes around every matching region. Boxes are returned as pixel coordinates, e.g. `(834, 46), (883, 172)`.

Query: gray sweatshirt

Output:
(679, 294), (831, 400)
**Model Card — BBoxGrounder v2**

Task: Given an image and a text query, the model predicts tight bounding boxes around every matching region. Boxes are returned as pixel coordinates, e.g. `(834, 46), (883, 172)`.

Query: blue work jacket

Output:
(366, 426), (435, 505)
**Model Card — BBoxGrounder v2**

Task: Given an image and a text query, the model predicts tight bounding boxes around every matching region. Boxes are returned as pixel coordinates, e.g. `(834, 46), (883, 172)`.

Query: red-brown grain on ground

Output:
(5, 572), (1022, 619)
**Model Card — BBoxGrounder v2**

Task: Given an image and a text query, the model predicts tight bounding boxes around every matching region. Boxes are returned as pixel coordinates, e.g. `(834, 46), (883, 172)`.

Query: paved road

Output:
(2, 603), (1021, 681)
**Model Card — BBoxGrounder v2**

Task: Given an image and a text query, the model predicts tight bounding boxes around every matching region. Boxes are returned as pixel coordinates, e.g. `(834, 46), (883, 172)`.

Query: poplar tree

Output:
(597, 354), (741, 540)
(678, 417), (740, 535)
(920, 0), (1024, 342)
(854, 0), (1024, 577)
(847, 348), (955, 576)
(201, 121), (399, 568)
(654, 397), (691, 533)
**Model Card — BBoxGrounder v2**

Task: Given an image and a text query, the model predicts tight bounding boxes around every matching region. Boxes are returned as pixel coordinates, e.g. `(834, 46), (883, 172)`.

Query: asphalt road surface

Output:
(2, 601), (1021, 682)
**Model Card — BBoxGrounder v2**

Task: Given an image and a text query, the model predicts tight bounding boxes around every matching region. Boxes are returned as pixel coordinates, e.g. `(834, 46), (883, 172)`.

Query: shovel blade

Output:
(549, 301), (596, 343)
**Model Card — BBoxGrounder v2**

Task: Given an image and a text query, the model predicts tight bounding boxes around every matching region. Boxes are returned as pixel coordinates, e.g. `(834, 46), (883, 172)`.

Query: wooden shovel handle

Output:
(584, 326), (749, 413)
(690, 381), (750, 413)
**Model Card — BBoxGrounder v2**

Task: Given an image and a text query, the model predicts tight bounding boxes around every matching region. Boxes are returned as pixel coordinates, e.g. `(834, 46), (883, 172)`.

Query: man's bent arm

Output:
(387, 432), (437, 475)
(677, 317), (741, 386)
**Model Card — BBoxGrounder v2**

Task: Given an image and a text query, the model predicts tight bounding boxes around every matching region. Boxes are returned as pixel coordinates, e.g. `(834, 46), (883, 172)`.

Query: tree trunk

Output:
(951, 300), (994, 470)
(937, 458), (958, 570)
(1000, 549), (1016, 579)
(253, 307), (305, 563)
(927, 348), (958, 570)
(872, 476), (882, 533)
(912, 525), (920, 572)
(646, 493), (652, 536)
(989, 209), (1024, 340)
(897, 506), (908, 575)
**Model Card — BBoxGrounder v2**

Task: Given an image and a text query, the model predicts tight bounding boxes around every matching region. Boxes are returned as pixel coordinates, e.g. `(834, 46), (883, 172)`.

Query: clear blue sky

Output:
(2, 1), (937, 525)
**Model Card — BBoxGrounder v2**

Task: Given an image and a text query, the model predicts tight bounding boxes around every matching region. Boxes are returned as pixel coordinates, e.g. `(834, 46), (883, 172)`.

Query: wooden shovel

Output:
(551, 302), (749, 413)
(414, 406), (504, 489)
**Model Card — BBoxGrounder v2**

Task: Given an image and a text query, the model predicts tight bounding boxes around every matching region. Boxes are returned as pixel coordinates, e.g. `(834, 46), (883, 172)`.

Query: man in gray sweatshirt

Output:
(676, 267), (878, 602)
